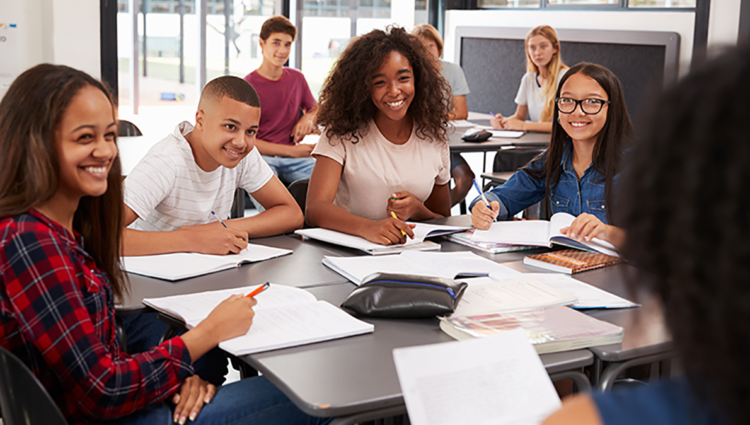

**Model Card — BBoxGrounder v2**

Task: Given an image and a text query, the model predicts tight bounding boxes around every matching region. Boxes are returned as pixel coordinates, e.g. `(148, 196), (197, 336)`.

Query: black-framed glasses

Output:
(556, 97), (611, 115)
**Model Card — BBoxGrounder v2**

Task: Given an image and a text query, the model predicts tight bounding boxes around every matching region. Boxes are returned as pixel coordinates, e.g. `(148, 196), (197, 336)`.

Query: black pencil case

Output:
(341, 273), (468, 318)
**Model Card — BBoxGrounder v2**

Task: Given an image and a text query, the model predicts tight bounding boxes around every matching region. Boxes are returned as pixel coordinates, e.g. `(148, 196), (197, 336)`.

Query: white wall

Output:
(0, 0), (100, 99)
(444, 9), (696, 75)
(707, 0), (742, 51)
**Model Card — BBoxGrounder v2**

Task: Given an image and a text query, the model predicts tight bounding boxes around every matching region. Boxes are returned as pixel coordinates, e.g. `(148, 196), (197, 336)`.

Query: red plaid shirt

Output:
(0, 210), (194, 424)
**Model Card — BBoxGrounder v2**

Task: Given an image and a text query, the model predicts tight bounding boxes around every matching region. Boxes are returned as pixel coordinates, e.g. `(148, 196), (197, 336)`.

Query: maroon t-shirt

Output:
(244, 68), (316, 146)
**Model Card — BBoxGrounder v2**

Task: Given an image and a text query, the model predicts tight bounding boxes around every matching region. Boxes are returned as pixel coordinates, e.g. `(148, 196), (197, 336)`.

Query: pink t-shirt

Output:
(312, 120), (451, 221)
(244, 68), (316, 146)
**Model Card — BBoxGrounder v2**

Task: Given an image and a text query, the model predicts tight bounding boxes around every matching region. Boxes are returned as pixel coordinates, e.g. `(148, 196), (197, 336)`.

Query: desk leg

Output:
(549, 370), (591, 393)
(596, 351), (677, 392)
(229, 355), (258, 379)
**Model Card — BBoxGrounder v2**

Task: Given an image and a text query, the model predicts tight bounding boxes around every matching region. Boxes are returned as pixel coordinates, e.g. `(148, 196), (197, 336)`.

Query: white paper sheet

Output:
(524, 274), (638, 309)
(393, 328), (561, 425)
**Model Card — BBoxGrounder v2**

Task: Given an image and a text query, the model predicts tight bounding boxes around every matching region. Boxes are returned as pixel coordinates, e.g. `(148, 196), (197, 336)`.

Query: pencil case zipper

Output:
(360, 280), (457, 299)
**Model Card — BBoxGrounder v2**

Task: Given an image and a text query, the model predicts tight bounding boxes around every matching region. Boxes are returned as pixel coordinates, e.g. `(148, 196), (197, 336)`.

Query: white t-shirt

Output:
(514, 70), (567, 122)
(312, 120), (451, 221)
(124, 121), (274, 231)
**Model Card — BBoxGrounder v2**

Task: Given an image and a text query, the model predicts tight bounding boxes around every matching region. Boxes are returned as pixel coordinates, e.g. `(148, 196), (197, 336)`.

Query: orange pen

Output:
(246, 282), (270, 298)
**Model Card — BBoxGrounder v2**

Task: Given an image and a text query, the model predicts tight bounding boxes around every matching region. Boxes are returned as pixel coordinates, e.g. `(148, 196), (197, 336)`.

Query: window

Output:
(479, 0), (695, 7)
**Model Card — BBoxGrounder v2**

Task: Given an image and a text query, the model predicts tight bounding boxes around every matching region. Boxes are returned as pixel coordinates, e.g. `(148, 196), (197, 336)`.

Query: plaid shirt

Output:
(0, 210), (194, 424)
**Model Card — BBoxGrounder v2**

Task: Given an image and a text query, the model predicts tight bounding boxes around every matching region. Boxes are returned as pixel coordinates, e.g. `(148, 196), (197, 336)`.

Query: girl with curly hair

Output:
(306, 26), (453, 245)
(544, 42), (750, 425)
(471, 63), (629, 249)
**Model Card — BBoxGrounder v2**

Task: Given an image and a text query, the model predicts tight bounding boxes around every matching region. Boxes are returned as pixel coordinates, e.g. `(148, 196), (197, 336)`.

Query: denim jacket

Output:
(470, 141), (616, 224)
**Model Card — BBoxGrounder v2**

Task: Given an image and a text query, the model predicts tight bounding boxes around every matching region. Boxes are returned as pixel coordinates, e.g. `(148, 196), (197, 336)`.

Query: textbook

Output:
(448, 229), (538, 254)
(524, 249), (623, 274)
(440, 305), (624, 354)
(295, 223), (470, 255)
(122, 244), (292, 281)
(471, 212), (619, 257)
(394, 328), (561, 425)
(322, 251), (521, 286)
(143, 284), (374, 356)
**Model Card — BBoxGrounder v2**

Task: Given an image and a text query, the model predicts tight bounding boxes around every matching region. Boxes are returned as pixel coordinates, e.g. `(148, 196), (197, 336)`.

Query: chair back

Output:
(288, 178), (309, 214)
(0, 346), (67, 425)
(118, 120), (143, 137)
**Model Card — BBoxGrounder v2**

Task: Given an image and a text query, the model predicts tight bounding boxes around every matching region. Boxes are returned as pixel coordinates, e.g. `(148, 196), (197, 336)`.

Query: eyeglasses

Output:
(556, 97), (611, 115)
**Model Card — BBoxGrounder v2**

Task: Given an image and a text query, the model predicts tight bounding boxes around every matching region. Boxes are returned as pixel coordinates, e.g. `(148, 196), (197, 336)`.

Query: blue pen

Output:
(472, 179), (493, 210)
(211, 210), (228, 228)
(488, 111), (496, 117)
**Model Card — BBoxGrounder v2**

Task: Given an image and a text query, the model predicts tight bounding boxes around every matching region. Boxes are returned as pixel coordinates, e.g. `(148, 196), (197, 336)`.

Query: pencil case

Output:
(341, 273), (468, 318)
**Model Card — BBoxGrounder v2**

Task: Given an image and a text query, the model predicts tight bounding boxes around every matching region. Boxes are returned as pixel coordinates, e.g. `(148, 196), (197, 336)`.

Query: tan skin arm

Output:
(491, 104), (553, 133)
(448, 95), (468, 121)
(543, 394), (603, 425)
(122, 175), (303, 256)
(306, 156), (418, 246)
(254, 104), (319, 157)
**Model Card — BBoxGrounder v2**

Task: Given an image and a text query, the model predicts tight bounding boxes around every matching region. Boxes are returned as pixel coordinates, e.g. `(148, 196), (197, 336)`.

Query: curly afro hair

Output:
(315, 26), (452, 144)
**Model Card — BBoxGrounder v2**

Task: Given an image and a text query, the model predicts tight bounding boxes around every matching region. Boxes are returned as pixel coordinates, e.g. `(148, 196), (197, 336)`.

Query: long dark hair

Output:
(524, 63), (632, 223)
(621, 43), (750, 425)
(0, 64), (127, 298)
(316, 26), (452, 143)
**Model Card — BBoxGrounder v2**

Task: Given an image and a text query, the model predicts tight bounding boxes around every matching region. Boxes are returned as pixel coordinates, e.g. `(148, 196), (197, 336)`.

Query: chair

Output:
(0, 346), (67, 425)
(118, 120), (143, 137)
(288, 178), (309, 213)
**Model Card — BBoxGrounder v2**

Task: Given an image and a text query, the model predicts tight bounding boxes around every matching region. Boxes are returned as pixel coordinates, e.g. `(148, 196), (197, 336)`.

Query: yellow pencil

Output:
(390, 211), (406, 236)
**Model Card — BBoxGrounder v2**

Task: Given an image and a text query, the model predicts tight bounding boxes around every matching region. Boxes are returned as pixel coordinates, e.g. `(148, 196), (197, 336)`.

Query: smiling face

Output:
(260, 32), (293, 68)
(370, 50), (415, 127)
(194, 95), (260, 171)
(557, 72), (609, 146)
(54, 85), (118, 202)
(527, 34), (557, 70)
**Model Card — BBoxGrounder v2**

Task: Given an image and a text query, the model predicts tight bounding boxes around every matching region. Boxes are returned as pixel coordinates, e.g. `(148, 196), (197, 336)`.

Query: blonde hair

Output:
(525, 26), (567, 122)
(411, 24), (444, 57)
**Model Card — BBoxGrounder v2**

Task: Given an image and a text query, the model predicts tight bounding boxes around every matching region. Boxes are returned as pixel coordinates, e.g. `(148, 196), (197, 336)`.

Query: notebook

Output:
(122, 244), (292, 281)
(143, 284), (374, 356)
(524, 249), (623, 274)
(471, 212), (619, 257)
(449, 276), (578, 318)
(448, 229), (538, 254)
(394, 328), (561, 425)
(322, 251), (521, 286)
(295, 223), (470, 255)
(523, 273), (638, 310)
(440, 305), (624, 354)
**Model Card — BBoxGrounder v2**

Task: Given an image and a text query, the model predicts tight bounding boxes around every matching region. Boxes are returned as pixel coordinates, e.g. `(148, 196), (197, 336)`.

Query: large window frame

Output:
(476, 0), (696, 11)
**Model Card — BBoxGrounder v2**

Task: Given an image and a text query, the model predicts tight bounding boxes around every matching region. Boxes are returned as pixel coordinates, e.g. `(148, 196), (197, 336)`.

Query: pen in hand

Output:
(211, 210), (228, 228)
(246, 282), (270, 299)
(472, 179), (493, 211)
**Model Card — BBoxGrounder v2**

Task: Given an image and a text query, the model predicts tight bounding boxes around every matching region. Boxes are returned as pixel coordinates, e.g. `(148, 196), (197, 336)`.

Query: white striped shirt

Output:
(124, 122), (273, 231)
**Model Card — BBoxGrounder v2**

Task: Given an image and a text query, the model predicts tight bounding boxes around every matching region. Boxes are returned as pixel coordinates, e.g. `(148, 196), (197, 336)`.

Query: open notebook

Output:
(322, 251), (520, 286)
(143, 284), (373, 356)
(295, 223), (470, 255)
(394, 328), (561, 425)
(471, 212), (619, 257)
(122, 244), (292, 281)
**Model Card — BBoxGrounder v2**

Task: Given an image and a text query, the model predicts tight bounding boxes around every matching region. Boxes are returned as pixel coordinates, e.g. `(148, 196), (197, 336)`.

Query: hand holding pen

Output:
(489, 111), (505, 130)
(470, 179), (499, 230)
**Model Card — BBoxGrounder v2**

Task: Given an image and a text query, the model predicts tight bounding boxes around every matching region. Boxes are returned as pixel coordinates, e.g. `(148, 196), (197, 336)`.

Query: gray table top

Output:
(243, 283), (593, 418)
(448, 126), (551, 153)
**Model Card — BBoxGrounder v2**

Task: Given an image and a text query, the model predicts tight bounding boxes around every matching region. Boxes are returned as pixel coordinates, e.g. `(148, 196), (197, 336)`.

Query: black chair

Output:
(118, 119), (143, 137)
(288, 178), (309, 213)
(0, 346), (67, 425)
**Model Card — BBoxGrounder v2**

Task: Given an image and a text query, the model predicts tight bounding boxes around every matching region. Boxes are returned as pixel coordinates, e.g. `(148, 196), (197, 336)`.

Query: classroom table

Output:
(124, 216), (673, 422)
(447, 125), (551, 154)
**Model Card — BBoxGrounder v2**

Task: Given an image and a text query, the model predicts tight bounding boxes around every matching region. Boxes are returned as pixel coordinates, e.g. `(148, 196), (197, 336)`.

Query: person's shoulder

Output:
(284, 67), (305, 79)
(0, 212), (66, 254)
(441, 60), (461, 72)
